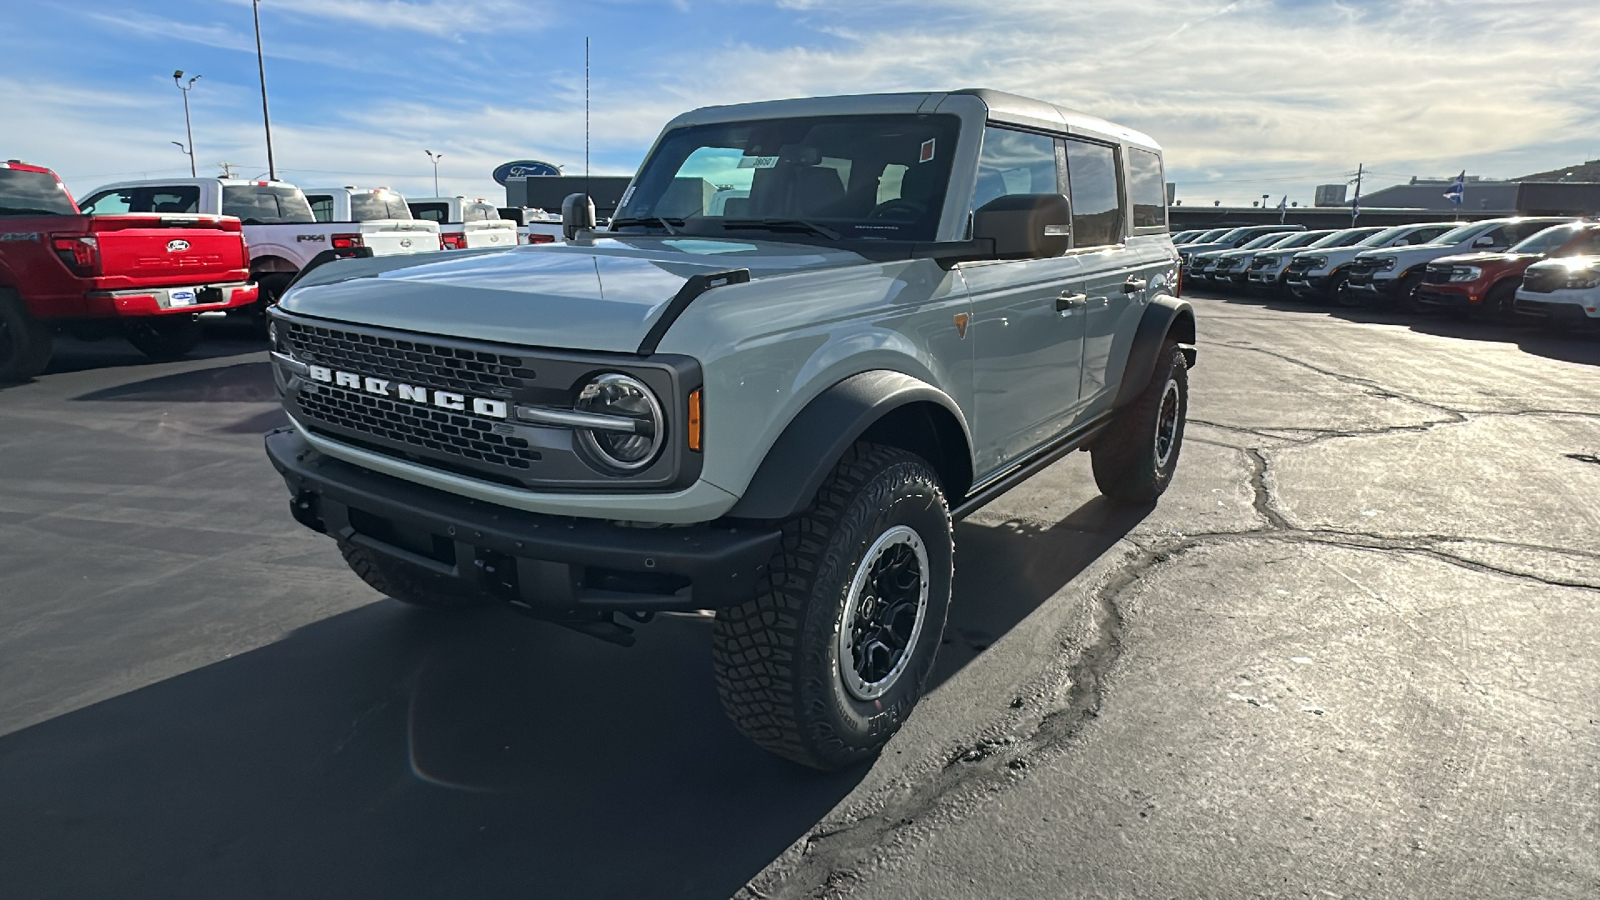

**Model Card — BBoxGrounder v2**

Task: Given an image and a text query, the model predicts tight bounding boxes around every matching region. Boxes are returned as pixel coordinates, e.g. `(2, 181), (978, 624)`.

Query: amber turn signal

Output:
(688, 389), (702, 452)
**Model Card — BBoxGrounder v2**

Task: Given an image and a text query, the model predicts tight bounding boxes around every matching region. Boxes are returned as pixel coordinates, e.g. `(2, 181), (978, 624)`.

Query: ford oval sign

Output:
(492, 160), (562, 185)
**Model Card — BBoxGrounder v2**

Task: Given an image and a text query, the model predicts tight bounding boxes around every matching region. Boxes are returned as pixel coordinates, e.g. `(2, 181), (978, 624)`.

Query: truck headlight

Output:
(1449, 266), (1483, 283)
(574, 373), (664, 470)
(1377, 257), (1397, 271)
(1301, 256), (1328, 270)
(1566, 271), (1600, 290)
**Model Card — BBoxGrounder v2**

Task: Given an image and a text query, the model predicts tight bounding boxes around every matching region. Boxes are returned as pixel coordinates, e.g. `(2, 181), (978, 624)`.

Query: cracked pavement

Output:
(743, 294), (1600, 899)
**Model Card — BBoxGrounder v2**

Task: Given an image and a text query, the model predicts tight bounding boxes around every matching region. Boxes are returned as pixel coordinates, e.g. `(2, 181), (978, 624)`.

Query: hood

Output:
(1428, 251), (1537, 268)
(278, 235), (867, 353)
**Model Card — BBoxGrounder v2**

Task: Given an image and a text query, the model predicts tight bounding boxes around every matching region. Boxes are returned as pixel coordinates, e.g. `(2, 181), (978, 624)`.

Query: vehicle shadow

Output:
(0, 603), (864, 900)
(74, 361), (279, 403)
(1190, 288), (1600, 367)
(0, 476), (1143, 900)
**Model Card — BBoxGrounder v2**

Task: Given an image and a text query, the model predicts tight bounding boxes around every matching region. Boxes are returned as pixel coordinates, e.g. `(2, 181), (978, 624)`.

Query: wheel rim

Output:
(838, 525), (930, 701)
(1154, 378), (1181, 470)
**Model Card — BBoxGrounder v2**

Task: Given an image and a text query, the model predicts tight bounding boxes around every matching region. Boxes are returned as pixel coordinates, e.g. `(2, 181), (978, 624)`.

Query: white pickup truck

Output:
(496, 206), (563, 245)
(406, 197), (517, 250)
(78, 178), (434, 305)
(302, 187), (441, 255)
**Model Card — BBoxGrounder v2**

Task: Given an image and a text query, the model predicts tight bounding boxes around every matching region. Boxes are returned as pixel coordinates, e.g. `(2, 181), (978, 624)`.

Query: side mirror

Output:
(561, 193), (596, 241)
(1473, 235), (1496, 247)
(972, 193), (1072, 260)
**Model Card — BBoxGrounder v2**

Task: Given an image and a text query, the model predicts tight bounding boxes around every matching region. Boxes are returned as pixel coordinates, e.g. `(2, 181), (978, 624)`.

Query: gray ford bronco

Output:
(264, 89), (1194, 770)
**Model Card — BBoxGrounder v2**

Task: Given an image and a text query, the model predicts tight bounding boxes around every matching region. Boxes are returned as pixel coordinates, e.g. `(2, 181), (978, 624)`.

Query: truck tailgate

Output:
(90, 215), (250, 289)
(359, 220), (440, 256)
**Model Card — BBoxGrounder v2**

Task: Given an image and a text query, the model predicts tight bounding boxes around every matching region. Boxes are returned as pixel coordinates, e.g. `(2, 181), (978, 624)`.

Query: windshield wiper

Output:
(722, 218), (842, 241)
(609, 215), (683, 235)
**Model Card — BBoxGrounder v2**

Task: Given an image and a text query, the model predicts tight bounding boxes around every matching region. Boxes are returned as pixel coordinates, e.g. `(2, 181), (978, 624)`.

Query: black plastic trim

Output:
(265, 428), (780, 612)
(725, 370), (972, 521)
(1112, 296), (1196, 409)
(952, 412), (1115, 520)
(636, 268), (749, 355)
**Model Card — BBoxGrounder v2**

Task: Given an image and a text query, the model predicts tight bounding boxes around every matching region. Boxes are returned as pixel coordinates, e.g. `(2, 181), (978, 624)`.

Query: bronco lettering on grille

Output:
(305, 365), (509, 419)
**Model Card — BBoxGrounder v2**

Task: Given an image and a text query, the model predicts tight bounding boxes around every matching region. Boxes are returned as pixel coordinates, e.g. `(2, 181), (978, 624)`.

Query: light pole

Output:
(425, 149), (443, 196)
(172, 70), (199, 176)
(252, 0), (277, 180)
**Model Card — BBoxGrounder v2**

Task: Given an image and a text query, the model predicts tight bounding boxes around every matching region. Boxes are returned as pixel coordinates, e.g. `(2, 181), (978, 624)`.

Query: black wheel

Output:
(1392, 272), (1426, 312)
(1483, 280), (1519, 322)
(338, 540), (487, 610)
(0, 289), (54, 382)
(1092, 341), (1189, 504)
(712, 442), (954, 770)
(124, 315), (204, 360)
(1334, 279), (1364, 308)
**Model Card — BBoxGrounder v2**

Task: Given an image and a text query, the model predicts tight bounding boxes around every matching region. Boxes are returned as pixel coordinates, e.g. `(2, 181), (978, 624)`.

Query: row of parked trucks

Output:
(1175, 218), (1600, 330)
(0, 160), (565, 379)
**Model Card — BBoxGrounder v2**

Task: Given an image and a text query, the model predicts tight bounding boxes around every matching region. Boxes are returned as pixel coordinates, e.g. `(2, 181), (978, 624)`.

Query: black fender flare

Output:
(1113, 295), (1197, 409)
(725, 370), (973, 520)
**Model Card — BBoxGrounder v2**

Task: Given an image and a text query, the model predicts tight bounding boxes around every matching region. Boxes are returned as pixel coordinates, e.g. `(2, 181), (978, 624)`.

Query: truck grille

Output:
(1424, 264), (1452, 285)
(297, 383), (541, 473)
(282, 320), (536, 396)
(1285, 258), (1316, 276)
(1521, 268), (1564, 293)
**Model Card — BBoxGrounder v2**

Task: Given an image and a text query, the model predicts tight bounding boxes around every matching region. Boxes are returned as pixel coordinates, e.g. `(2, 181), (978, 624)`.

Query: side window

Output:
(80, 191), (133, 215)
(970, 127), (1060, 214)
(410, 203), (447, 223)
(147, 188), (199, 213)
(1561, 232), (1600, 256)
(1063, 138), (1125, 247)
(1126, 147), (1167, 231)
(307, 196), (333, 223)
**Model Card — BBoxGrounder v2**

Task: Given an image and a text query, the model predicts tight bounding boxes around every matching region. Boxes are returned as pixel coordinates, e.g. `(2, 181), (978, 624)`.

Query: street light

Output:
(425, 149), (443, 196)
(252, 0), (277, 180)
(172, 70), (199, 177)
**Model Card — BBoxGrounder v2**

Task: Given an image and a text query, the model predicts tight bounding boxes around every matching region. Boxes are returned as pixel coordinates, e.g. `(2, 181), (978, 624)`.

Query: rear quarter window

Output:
(1126, 147), (1167, 231)
(410, 202), (448, 223)
(222, 185), (315, 224)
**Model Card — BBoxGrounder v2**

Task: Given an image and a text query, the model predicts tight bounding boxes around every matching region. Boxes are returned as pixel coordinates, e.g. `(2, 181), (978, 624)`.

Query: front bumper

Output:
(265, 428), (781, 613)
(1413, 283), (1480, 309)
(83, 281), (259, 317)
(1343, 274), (1403, 298)
(1515, 293), (1600, 325)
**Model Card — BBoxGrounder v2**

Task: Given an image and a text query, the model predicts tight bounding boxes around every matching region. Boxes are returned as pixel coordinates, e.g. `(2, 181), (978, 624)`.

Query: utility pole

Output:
(172, 70), (200, 177)
(425, 150), (443, 196)
(217, 161), (238, 178)
(252, 0), (277, 180)
(1349, 162), (1364, 225)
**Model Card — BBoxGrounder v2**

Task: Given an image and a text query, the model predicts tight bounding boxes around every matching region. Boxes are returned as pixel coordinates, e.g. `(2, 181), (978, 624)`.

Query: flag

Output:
(1278, 195), (1289, 223)
(1444, 170), (1466, 206)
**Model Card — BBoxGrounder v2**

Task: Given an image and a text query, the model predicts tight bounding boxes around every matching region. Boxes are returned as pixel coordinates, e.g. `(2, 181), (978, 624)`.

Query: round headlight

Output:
(574, 373), (664, 471)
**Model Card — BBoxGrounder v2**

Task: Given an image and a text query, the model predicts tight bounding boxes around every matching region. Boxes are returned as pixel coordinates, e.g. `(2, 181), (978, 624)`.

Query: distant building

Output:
(1314, 184), (1347, 207)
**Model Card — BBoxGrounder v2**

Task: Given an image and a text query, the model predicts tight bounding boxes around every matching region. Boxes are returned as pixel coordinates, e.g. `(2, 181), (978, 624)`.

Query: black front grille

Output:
(1347, 258), (1384, 274)
(1521, 269), (1564, 293)
(1424, 265), (1452, 284)
(283, 321), (535, 396)
(1285, 258), (1316, 275)
(297, 383), (542, 472)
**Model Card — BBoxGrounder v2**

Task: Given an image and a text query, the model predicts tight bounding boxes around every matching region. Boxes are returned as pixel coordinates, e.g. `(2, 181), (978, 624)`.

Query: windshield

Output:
(1310, 229), (1371, 248)
(1509, 224), (1580, 255)
(1556, 229), (1600, 257)
(0, 168), (78, 215)
(1239, 233), (1288, 250)
(1430, 221), (1493, 246)
(1187, 228), (1230, 244)
(350, 190), (413, 221)
(222, 184), (314, 224)
(1274, 231), (1332, 249)
(614, 113), (961, 242)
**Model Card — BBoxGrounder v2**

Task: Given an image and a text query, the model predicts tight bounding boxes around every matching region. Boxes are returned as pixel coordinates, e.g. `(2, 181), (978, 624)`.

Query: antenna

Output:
(584, 36), (590, 208)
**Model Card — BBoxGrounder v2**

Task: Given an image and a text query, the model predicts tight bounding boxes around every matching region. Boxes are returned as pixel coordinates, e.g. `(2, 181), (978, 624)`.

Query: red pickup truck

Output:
(0, 160), (257, 381)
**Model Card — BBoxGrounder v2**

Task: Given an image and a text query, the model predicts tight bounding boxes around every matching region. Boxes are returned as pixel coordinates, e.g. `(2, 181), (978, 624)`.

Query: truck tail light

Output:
(528, 234), (555, 244)
(51, 235), (100, 276)
(331, 233), (363, 250)
(440, 233), (468, 250)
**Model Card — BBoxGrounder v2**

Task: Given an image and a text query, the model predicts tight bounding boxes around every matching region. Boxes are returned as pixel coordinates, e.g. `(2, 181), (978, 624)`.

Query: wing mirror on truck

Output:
(561, 193), (596, 241)
(971, 193), (1072, 260)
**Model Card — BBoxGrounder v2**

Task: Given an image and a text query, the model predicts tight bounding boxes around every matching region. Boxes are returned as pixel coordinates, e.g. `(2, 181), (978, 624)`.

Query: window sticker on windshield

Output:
(737, 156), (780, 169)
(919, 139), (936, 163)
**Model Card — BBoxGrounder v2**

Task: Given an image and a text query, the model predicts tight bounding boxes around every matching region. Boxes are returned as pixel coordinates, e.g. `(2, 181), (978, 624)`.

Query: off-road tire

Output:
(125, 315), (204, 360)
(1092, 341), (1189, 504)
(712, 443), (954, 771)
(338, 540), (487, 610)
(0, 288), (54, 382)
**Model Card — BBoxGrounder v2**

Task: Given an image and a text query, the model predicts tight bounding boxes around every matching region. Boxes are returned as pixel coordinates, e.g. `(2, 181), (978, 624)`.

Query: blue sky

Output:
(5, 1), (1599, 208)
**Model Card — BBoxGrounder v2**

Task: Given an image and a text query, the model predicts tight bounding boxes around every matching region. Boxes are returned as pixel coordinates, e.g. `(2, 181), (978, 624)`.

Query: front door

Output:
(966, 126), (1086, 480)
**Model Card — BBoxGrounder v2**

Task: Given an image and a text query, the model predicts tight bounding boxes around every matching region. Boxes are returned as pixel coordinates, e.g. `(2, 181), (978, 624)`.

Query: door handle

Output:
(1056, 292), (1088, 313)
(1123, 278), (1149, 294)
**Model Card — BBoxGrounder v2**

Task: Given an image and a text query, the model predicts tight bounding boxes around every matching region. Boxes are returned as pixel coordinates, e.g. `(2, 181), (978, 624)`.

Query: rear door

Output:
(1074, 138), (1150, 411)
(964, 126), (1086, 478)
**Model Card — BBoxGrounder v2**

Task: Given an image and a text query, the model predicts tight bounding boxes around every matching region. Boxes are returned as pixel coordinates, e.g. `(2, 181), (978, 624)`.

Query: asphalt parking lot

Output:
(2, 296), (1597, 899)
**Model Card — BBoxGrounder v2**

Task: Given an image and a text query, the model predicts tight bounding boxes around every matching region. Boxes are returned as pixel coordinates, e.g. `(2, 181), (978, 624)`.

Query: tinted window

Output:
(409, 202), (448, 223)
(307, 195), (333, 223)
(617, 113), (963, 242)
(1506, 220), (1565, 243)
(0, 169), (78, 215)
(79, 186), (199, 215)
(351, 191), (412, 221)
(221, 185), (314, 224)
(1510, 224), (1579, 255)
(1064, 138), (1123, 247)
(971, 127), (1059, 214)
(1127, 147), (1166, 230)
(1557, 230), (1600, 256)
